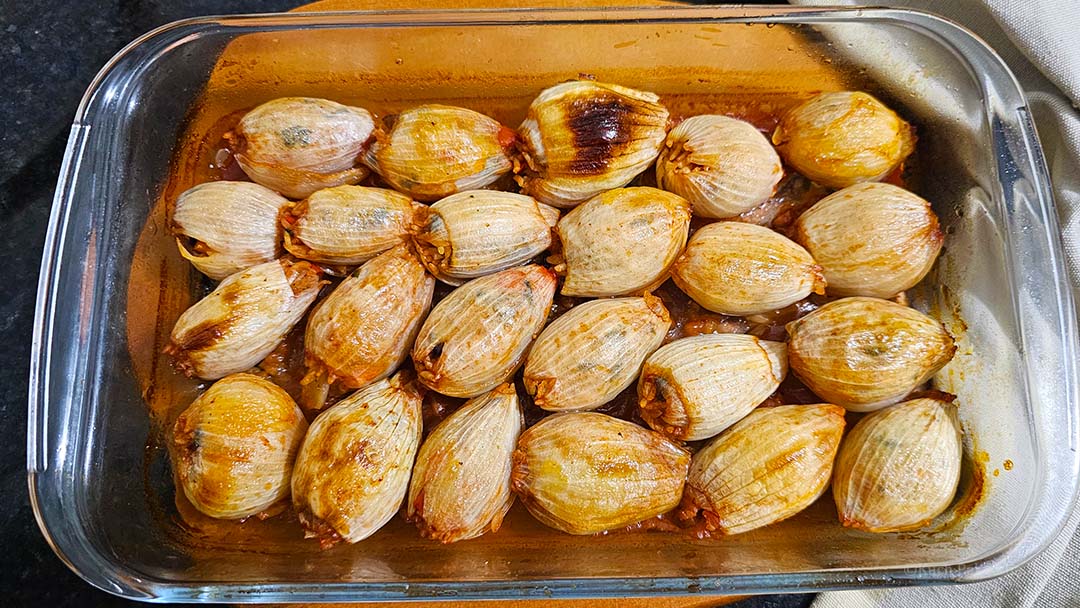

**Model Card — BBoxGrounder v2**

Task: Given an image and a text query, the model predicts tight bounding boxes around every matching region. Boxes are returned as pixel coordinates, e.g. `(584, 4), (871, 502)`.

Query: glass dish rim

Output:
(28, 5), (1080, 602)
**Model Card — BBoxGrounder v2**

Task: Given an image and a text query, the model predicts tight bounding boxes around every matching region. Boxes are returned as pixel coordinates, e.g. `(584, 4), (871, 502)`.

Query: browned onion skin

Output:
(412, 265), (556, 398)
(679, 404), (845, 535)
(368, 104), (516, 202)
(281, 185), (418, 266)
(167, 259), (323, 380)
(555, 187), (691, 297)
(301, 244), (434, 409)
(772, 91), (915, 190)
(794, 182), (943, 298)
(638, 333), (787, 441)
(516, 80), (670, 208)
(671, 221), (825, 316)
(511, 412), (690, 535)
(407, 384), (523, 543)
(523, 295), (671, 412)
(171, 181), (289, 280)
(833, 396), (962, 532)
(172, 373), (308, 520)
(786, 297), (956, 412)
(656, 114), (783, 218)
(291, 372), (423, 546)
(410, 191), (559, 286)
(230, 97), (375, 199)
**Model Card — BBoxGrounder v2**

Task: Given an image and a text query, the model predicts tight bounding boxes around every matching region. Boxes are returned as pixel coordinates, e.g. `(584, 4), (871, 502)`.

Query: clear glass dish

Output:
(28, 6), (1080, 603)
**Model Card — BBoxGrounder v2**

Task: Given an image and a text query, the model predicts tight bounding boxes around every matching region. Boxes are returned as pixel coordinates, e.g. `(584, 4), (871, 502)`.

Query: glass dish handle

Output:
(968, 105), (1080, 579)
(28, 124), (91, 475)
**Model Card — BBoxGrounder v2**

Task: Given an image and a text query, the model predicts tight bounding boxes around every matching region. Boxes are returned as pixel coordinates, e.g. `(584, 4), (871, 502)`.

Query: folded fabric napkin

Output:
(791, 1), (1080, 606)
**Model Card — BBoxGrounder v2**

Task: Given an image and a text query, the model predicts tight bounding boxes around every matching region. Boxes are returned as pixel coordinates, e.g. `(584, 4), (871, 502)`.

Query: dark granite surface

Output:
(0, 1), (813, 606)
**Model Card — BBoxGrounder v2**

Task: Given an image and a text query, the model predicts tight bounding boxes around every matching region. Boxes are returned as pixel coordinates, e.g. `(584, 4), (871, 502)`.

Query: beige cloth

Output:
(793, 1), (1080, 606)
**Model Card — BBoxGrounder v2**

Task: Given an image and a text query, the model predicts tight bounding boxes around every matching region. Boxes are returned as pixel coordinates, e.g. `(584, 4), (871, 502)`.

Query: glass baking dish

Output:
(28, 5), (1080, 603)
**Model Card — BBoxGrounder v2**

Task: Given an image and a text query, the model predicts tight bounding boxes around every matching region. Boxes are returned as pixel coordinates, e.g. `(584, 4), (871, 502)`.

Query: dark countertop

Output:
(0, 2), (813, 606)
